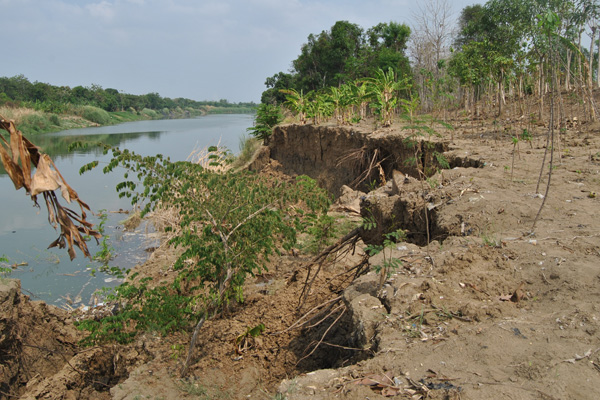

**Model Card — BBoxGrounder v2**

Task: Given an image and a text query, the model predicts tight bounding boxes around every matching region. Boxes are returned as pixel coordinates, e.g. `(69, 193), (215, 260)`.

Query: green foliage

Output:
(77, 278), (195, 345)
(80, 105), (111, 125)
(18, 113), (56, 134)
(246, 103), (282, 141)
(0, 255), (9, 276)
(434, 151), (450, 170)
(367, 67), (410, 127)
(77, 146), (331, 345)
(280, 88), (309, 124)
(140, 108), (160, 119)
(235, 323), (266, 345)
(87, 210), (125, 278)
(361, 215), (377, 231)
(261, 20), (412, 102)
(302, 214), (338, 254)
(0, 74), (257, 124)
(365, 229), (406, 287)
(520, 128), (532, 142)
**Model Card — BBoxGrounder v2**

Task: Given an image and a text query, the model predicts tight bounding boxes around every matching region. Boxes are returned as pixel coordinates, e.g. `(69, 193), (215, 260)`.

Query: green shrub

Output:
(19, 113), (53, 134)
(247, 103), (282, 142)
(49, 113), (61, 126)
(81, 105), (111, 125)
(77, 147), (331, 345)
(141, 108), (159, 119)
(0, 254), (9, 276)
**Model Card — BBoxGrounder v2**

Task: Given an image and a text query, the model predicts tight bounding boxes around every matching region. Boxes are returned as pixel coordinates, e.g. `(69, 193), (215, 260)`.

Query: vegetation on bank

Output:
(76, 147), (331, 366)
(0, 74), (256, 135)
(250, 0), (600, 140)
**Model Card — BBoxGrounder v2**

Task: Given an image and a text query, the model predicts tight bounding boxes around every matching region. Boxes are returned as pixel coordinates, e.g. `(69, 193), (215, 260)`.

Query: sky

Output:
(3, 0), (481, 103)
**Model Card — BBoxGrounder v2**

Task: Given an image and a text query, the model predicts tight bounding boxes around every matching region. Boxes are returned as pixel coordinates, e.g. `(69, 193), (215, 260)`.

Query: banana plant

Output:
(280, 88), (309, 124)
(366, 67), (408, 127)
(305, 91), (325, 124)
(350, 79), (370, 122)
(328, 86), (346, 125)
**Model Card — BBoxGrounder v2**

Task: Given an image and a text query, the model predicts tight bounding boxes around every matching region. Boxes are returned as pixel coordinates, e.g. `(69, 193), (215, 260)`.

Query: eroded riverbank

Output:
(2, 114), (600, 399)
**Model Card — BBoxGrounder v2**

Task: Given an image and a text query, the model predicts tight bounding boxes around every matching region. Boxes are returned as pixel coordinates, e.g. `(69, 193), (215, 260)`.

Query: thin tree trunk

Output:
(539, 63), (544, 121)
(566, 48), (571, 91)
(597, 28), (600, 88)
(589, 26), (596, 89)
(532, 45), (557, 233)
(578, 31), (583, 87)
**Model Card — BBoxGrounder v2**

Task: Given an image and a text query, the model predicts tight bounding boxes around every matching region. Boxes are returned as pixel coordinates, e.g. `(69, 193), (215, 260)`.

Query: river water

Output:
(0, 114), (254, 308)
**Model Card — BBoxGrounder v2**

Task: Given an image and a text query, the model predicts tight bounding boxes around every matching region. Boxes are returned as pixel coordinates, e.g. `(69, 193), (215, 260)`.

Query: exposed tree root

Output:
(297, 226), (361, 311)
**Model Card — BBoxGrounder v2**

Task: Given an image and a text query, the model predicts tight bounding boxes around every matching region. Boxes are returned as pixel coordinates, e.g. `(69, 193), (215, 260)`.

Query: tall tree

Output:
(410, 0), (455, 113)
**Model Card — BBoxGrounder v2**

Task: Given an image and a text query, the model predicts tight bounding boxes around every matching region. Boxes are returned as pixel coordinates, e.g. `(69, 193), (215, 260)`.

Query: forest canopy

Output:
(261, 20), (411, 104)
(260, 0), (600, 122)
(0, 74), (256, 115)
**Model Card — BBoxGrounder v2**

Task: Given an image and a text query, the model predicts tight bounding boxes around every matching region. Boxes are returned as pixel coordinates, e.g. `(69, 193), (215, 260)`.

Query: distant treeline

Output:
(0, 74), (256, 115)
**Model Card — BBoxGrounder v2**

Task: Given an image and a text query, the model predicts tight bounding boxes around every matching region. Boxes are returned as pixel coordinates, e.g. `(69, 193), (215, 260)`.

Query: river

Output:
(0, 114), (254, 308)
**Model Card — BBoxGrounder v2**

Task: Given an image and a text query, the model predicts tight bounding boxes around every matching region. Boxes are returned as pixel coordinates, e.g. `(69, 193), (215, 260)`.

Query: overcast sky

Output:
(3, 0), (481, 103)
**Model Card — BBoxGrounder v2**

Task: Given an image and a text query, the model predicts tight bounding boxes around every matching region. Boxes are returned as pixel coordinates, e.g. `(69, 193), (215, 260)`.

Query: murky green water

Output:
(0, 114), (253, 308)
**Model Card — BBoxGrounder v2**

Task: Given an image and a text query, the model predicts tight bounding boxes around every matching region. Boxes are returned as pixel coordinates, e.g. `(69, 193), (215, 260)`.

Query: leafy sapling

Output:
(364, 227), (407, 293)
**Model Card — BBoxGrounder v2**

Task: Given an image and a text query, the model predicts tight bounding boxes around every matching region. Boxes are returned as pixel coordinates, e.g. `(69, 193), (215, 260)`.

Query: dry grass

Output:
(0, 106), (40, 125)
(186, 141), (232, 173)
(147, 206), (181, 236)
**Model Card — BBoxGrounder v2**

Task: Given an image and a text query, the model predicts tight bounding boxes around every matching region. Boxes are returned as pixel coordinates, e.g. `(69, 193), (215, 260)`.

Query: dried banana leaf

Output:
(0, 115), (101, 260)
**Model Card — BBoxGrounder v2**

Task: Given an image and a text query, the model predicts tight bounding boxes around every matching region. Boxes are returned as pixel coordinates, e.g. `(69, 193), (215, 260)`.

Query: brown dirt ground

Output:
(110, 105), (600, 399)
(4, 94), (600, 400)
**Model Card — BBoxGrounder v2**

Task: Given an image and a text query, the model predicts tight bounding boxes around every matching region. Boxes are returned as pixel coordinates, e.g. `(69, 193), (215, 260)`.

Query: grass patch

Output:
(141, 108), (160, 119)
(17, 111), (62, 134)
(79, 105), (111, 125)
(232, 134), (262, 168)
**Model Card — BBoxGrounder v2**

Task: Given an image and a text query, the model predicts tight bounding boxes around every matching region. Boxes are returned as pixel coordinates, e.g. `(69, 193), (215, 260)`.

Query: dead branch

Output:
(273, 295), (342, 335)
(336, 146), (389, 189)
(303, 303), (346, 329)
(297, 226), (361, 310)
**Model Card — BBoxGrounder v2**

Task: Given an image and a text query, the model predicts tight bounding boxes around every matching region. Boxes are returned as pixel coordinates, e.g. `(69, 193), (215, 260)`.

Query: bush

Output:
(19, 112), (53, 134)
(49, 113), (61, 126)
(81, 105), (111, 125)
(247, 103), (282, 142)
(77, 147), (331, 344)
(246, 104), (283, 143)
(141, 108), (159, 119)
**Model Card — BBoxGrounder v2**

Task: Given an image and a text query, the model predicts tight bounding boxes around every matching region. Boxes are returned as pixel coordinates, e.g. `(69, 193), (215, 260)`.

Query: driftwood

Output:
(0, 115), (100, 260)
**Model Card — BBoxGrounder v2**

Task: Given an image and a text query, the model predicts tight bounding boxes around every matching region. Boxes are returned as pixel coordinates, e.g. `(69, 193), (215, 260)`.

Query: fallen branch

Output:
(298, 227), (361, 310)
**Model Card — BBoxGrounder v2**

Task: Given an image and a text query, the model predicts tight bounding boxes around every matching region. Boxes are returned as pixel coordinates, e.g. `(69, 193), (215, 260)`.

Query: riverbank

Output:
(3, 93), (599, 399)
(0, 104), (256, 136)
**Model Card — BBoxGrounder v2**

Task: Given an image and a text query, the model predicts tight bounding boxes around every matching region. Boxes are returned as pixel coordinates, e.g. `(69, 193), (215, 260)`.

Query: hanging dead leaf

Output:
(0, 115), (100, 260)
